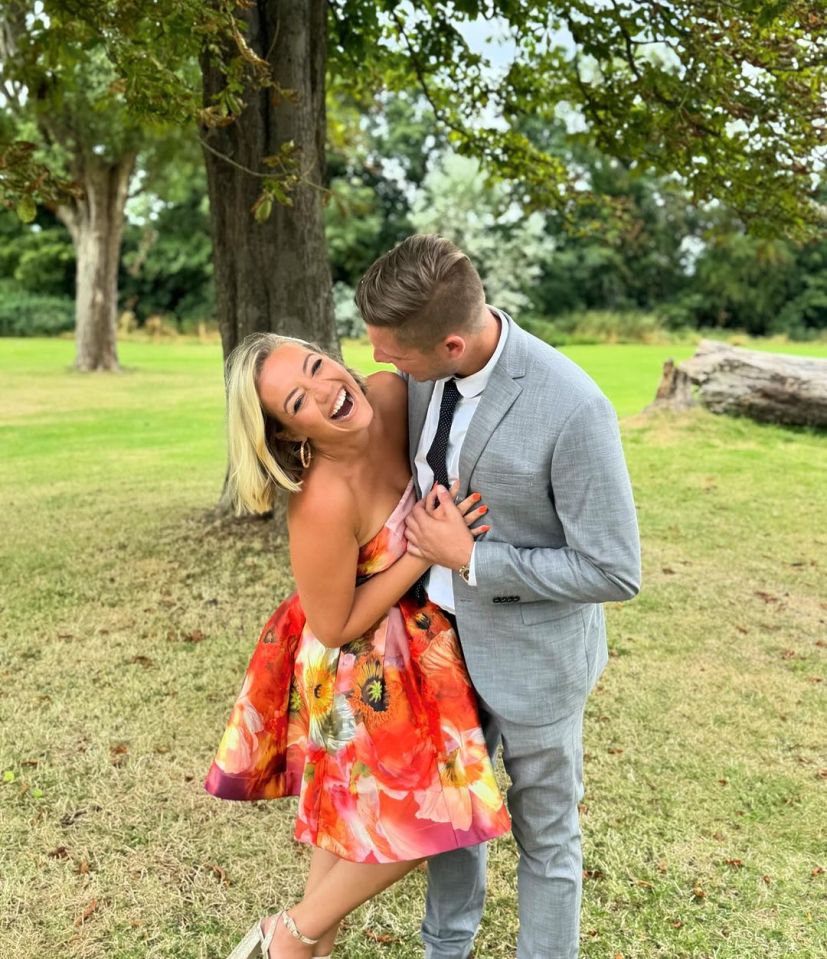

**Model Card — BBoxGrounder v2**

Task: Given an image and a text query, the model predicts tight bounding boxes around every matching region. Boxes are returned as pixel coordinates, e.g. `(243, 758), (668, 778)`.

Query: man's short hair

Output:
(355, 234), (486, 347)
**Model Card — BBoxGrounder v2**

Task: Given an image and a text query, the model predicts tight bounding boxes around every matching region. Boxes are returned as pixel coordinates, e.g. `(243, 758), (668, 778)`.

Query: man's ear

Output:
(444, 335), (467, 359)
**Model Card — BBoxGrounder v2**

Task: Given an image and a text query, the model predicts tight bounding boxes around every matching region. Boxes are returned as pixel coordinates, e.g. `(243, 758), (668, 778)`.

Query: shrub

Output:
(522, 310), (673, 346)
(0, 282), (74, 336)
(772, 275), (827, 339)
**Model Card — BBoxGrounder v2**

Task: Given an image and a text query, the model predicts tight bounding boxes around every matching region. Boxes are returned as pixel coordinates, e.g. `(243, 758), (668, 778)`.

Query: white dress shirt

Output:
(414, 310), (509, 613)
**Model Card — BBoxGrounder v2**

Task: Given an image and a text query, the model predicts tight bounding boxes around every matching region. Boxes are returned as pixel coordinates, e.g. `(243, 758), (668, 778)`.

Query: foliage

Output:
(525, 130), (701, 317)
(522, 310), (673, 347)
(2, 2), (825, 240)
(658, 229), (827, 338)
(0, 0), (267, 212)
(410, 152), (549, 316)
(327, 1), (827, 240)
(0, 280), (74, 336)
(0, 207), (75, 298)
(324, 90), (440, 289)
(0, 140), (82, 220)
(120, 189), (215, 328)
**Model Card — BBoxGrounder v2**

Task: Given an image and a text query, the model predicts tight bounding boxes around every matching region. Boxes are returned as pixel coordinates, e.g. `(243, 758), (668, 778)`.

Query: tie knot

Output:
(443, 377), (460, 404)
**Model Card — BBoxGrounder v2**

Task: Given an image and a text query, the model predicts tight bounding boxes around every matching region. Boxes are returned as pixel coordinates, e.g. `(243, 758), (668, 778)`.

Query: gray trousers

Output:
(422, 695), (586, 959)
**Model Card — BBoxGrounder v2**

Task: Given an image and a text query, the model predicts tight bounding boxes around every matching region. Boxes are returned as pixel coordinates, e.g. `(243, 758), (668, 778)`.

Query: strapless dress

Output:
(205, 480), (510, 863)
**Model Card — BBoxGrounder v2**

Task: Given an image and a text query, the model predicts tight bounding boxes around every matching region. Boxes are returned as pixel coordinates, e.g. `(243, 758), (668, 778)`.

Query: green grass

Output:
(1, 336), (826, 959)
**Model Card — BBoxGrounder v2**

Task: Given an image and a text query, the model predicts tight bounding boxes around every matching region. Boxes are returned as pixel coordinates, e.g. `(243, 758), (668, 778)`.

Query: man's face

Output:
(366, 325), (459, 382)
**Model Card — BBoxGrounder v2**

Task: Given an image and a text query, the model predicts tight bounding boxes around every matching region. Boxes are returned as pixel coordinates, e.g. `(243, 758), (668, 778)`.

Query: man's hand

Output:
(405, 482), (491, 568)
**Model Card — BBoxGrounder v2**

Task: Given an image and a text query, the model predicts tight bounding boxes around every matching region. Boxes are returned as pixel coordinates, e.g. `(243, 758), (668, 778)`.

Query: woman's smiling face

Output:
(258, 343), (372, 442)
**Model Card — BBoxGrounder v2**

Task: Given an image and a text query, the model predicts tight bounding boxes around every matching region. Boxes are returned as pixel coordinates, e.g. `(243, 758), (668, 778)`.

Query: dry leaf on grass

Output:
(365, 931), (398, 944)
(205, 863), (229, 884)
(129, 655), (156, 668)
(74, 899), (99, 926)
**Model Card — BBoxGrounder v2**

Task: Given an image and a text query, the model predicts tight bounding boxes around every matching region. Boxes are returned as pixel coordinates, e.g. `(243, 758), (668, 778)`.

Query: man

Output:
(355, 235), (641, 959)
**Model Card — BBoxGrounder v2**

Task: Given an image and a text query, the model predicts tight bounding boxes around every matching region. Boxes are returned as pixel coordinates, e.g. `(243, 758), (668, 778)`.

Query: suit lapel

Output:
(407, 379), (434, 494)
(458, 365), (521, 491)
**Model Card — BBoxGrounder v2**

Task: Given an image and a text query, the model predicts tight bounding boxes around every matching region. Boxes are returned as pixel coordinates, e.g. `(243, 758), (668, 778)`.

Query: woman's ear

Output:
(265, 413), (294, 443)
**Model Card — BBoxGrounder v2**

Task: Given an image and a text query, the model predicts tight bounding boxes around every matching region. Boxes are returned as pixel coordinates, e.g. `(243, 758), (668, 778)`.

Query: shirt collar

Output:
(452, 307), (509, 399)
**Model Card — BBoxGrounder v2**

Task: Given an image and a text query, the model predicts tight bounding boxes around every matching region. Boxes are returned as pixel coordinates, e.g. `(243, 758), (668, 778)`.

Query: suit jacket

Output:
(408, 315), (641, 724)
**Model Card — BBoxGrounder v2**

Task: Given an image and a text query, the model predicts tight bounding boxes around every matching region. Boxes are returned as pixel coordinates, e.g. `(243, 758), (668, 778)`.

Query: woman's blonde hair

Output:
(224, 333), (366, 515)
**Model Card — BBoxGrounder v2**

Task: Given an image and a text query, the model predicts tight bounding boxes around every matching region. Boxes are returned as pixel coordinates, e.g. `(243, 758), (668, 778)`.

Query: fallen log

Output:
(648, 340), (827, 427)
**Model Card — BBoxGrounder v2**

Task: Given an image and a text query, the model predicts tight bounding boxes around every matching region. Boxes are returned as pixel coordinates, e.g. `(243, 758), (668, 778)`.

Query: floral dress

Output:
(204, 480), (510, 863)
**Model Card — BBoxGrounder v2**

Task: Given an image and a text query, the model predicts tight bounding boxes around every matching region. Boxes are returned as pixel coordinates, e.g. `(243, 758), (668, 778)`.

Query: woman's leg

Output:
(266, 856), (423, 958)
(303, 848), (341, 956)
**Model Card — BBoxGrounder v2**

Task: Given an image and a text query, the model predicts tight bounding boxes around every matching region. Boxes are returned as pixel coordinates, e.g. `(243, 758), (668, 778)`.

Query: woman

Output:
(205, 333), (510, 959)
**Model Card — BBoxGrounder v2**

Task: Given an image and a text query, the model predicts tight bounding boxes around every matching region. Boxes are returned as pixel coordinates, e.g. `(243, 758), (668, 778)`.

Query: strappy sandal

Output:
(227, 911), (319, 959)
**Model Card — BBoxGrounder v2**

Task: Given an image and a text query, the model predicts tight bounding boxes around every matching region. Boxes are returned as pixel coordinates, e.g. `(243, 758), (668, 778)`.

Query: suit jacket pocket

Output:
(520, 601), (582, 627)
(471, 468), (536, 490)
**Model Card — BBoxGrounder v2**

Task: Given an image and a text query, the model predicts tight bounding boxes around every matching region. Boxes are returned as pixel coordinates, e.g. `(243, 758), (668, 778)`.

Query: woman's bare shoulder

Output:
(366, 370), (407, 418)
(287, 467), (358, 532)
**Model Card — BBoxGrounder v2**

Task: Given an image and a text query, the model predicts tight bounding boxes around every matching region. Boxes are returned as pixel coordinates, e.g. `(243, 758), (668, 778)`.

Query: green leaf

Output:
(16, 197), (37, 223)
(253, 196), (273, 223)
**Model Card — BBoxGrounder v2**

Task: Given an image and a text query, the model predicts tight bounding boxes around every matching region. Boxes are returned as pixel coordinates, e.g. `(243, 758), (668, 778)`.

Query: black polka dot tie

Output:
(412, 378), (461, 604)
(425, 378), (461, 490)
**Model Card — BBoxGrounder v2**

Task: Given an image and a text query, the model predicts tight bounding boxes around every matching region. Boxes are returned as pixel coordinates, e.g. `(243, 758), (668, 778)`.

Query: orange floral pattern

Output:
(205, 481), (510, 863)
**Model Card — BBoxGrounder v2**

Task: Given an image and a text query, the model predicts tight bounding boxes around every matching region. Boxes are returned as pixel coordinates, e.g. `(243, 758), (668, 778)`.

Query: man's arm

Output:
(473, 394), (641, 604)
(406, 394), (641, 605)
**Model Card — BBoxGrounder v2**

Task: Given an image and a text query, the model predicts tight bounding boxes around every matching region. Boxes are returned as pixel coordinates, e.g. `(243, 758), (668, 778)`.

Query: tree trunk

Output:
(649, 340), (827, 427)
(58, 153), (136, 372)
(201, 0), (334, 517)
(200, 0), (334, 363)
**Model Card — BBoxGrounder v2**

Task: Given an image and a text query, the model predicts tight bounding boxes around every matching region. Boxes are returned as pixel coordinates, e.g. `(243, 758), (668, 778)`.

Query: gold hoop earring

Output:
(299, 439), (312, 469)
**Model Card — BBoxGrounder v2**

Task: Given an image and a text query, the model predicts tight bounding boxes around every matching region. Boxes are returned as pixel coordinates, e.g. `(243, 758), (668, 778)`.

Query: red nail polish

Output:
(472, 492), (482, 501)
(479, 505), (488, 514)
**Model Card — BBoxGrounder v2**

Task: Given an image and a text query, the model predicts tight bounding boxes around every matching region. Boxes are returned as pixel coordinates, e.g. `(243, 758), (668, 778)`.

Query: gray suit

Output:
(409, 316), (641, 958)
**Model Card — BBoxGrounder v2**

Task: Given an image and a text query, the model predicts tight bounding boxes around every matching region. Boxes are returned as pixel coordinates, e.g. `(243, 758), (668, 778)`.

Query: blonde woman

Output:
(205, 333), (510, 959)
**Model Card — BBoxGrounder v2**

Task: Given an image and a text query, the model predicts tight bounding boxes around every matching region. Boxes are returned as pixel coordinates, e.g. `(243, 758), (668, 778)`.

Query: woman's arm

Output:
(288, 481), (428, 648)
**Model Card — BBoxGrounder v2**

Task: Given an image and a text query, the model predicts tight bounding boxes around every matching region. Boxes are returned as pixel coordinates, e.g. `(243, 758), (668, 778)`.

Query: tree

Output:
(0, 5), (149, 369)
(200, 0), (335, 358)
(4, 2), (825, 353)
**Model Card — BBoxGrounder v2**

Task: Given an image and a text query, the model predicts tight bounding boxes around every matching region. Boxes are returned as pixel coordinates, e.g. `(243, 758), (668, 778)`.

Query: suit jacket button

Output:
(493, 597), (501, 604)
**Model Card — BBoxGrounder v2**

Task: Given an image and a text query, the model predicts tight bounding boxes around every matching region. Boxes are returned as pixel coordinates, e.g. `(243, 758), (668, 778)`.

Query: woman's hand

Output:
(405, 481), (491, 568)
(452, 482), (492, 536)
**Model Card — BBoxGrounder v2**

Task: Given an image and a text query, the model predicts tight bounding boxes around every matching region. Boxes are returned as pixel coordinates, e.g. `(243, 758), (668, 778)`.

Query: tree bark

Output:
(58, 153), (136, 372)
(201, 0), (334, 518)
(200, 0), (335, 362)
(649, 340), (827, 427)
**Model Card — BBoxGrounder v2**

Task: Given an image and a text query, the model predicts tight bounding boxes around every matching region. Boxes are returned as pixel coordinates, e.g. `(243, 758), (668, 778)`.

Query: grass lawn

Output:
(1, 335), (825, 959)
